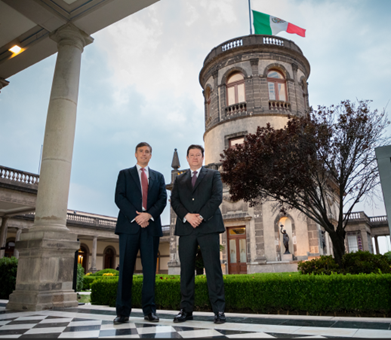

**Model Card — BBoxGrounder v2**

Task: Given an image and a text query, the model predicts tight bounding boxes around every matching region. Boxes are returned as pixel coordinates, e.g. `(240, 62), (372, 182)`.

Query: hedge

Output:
(90, 273), (391, 315)
(0, 257), (18, 299)
(83, 275), (119, 290)
(88, 268), (119, 276)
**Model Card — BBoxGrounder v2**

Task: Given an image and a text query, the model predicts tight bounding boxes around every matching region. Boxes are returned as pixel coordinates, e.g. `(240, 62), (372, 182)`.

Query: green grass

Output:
(77, 294), (91, 304)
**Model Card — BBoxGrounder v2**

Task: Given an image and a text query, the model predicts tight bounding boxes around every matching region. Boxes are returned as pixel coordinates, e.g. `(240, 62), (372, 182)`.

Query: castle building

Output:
(168, 34), (330, 274)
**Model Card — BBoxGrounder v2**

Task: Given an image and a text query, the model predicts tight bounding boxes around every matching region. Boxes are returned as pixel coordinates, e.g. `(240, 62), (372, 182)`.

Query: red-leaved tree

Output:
(221, 100), (389, 265)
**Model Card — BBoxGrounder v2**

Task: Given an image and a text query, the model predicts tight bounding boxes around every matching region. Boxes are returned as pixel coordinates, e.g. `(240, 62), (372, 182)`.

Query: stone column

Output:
(374, 236), (380, 254)
(7, 23), (93, 311)
(13, 228), (23, 259)
(0, 217), (9, 258)
(89, 236), (98, 273)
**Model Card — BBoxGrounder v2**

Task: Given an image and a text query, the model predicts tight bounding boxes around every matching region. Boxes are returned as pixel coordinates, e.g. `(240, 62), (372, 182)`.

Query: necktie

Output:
(191, 171), (197, 188)
(141, 168), (148, 210)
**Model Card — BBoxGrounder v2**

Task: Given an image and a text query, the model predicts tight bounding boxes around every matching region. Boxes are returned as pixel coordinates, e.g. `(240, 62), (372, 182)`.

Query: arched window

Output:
(103, 247), (116, 269)
(4, 239), (15, 258)
(78, 244), (89, 274)
(227, 73), (245, 106)
(205, 87), (211, 118)
(267, 70), (287, 101)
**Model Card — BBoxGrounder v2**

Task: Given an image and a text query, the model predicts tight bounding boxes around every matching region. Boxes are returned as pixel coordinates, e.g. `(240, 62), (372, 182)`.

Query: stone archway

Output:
(274, 214), (297, 260)
(77, 244), (89, 274)
(4, 238), (15, 258)
(103, 246), (116, 269)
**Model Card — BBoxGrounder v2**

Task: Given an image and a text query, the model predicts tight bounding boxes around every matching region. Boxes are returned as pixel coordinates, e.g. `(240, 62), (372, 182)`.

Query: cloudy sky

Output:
(1, 0), (391, 249)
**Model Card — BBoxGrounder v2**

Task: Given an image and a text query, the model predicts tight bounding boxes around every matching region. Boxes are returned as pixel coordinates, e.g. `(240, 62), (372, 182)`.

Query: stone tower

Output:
(200, 35), (310, 167)
(200, 35), (331, 274)
(167, 35), (331, 275)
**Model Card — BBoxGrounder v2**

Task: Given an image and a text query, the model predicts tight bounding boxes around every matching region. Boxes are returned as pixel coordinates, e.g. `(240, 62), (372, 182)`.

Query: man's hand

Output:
(185, 213), (203, 228)
(135, 211), (152, 228)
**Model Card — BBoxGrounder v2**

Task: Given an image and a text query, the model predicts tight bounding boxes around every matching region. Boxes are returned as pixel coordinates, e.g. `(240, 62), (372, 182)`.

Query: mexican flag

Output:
(252, 10), (306, 37)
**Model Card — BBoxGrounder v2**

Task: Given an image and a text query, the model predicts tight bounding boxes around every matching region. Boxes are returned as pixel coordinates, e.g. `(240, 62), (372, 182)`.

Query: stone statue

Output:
(280, 225), (290, 254)
(321, 230), (326, 250)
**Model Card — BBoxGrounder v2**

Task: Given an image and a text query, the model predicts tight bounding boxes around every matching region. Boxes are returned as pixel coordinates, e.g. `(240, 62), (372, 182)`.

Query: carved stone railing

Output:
(221, 38), (243, 51)
(344, 212), (388, 226)
(269, 100), (291, 112)
(370, 216), (388, 223)
(0, 165), (39, 186)
(66, 212), (117, 227)
(225, 102), (247, 117)
(203, 34), (303, 66)
(344, 211), (369, 221)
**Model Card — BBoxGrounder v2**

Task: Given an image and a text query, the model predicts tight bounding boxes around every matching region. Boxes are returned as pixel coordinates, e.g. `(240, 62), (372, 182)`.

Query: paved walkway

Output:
(1, 300), (391, 338)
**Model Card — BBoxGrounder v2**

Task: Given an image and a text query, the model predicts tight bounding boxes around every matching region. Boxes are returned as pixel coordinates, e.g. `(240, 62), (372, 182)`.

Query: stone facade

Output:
(168, 35), (328, 274)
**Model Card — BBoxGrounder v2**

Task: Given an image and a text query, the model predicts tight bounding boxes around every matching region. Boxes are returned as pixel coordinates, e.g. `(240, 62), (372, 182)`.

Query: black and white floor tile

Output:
(1, 300), (391, 338)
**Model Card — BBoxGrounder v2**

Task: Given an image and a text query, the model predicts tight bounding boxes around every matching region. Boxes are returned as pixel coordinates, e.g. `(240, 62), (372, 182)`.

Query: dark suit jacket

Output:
(115, 166), (167, 237)
(171, 167), (225, 236)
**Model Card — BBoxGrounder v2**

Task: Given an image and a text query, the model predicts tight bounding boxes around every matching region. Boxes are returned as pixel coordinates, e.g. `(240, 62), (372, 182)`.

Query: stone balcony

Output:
(202, 34), (304, 67)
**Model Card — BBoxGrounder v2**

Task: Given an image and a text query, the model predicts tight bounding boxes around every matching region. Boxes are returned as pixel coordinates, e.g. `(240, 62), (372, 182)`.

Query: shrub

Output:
(342, 251), (391, 274)
(89, 268), (119, 276)
(298, 255), (339, 275)
(76, 263), (84, 292)
(83, 274), (119, 290)
(382, 251), (391, 263)
(298, 251), (391, 275)
(90, 272), (391, 315)
(90, 275), (181, 308)
(0, 257), (18, 299)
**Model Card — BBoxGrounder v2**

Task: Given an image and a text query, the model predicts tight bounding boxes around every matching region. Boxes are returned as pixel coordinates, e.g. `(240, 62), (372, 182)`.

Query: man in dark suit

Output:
(114, 142), (167, 324)
(171, 144), (226, 324)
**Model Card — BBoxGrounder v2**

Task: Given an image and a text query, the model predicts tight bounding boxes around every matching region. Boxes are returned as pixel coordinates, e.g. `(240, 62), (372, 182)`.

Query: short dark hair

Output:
(187, 144), (204, 156)
(135, 142), (152, 153)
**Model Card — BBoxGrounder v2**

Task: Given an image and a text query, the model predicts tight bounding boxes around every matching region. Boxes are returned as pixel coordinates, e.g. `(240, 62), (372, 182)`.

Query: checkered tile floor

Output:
(1, 301), (391, 338)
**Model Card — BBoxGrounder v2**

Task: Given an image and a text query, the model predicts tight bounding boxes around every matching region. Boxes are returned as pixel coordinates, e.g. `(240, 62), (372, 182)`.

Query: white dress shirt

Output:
(131, 164), (153, 222)
(183, 167), (203, 223)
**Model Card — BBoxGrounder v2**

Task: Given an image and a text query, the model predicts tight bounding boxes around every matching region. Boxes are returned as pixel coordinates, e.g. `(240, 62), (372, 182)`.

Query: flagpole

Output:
(248, 0), (252, 35)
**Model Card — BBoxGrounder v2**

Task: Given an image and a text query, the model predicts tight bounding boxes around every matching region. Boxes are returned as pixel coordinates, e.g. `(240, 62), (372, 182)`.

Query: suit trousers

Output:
(116, 229), (159, 316)
(179, 231), (225, 314)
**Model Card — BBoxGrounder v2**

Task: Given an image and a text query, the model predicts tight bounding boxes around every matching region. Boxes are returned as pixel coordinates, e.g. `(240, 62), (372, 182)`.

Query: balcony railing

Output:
(225, 102), (247, 117)
(66, 212), (117, 227)
(370, 216), (387, 223)
(344, 212), (388, 225)
(222, 38), (243, 51)
(0, 165), (39, 186)
(203, 34), (303, 66)
(269, 100), (291, 112)
(21, 211), (171, 234)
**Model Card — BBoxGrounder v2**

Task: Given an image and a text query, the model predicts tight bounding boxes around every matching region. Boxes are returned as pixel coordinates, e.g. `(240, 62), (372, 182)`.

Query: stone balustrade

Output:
(203, 34), (304, 67)
(67, 213), (117, 227)
(344, 211), (388, 226)
(225, 102), (247, 117)
(269, 100), (291, 112)
(347, 212), (365, 220)
(19, 211), (170, 234)
(0, 165), (39, 186)
(262, 36), (284, 46)
(370, 215), (387, 223)
(221, 38), (243, 51)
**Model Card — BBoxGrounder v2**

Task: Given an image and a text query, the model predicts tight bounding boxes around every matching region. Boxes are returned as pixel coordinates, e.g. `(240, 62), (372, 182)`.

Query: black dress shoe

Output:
(144, 312), (159, 322)
(113, 316), (129, 324)
(173, 309), (193, 323)
(214, 312), (226, 324)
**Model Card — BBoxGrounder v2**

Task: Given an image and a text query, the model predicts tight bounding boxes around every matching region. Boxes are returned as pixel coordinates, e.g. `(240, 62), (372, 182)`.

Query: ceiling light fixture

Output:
(9, 45), (22, 54)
